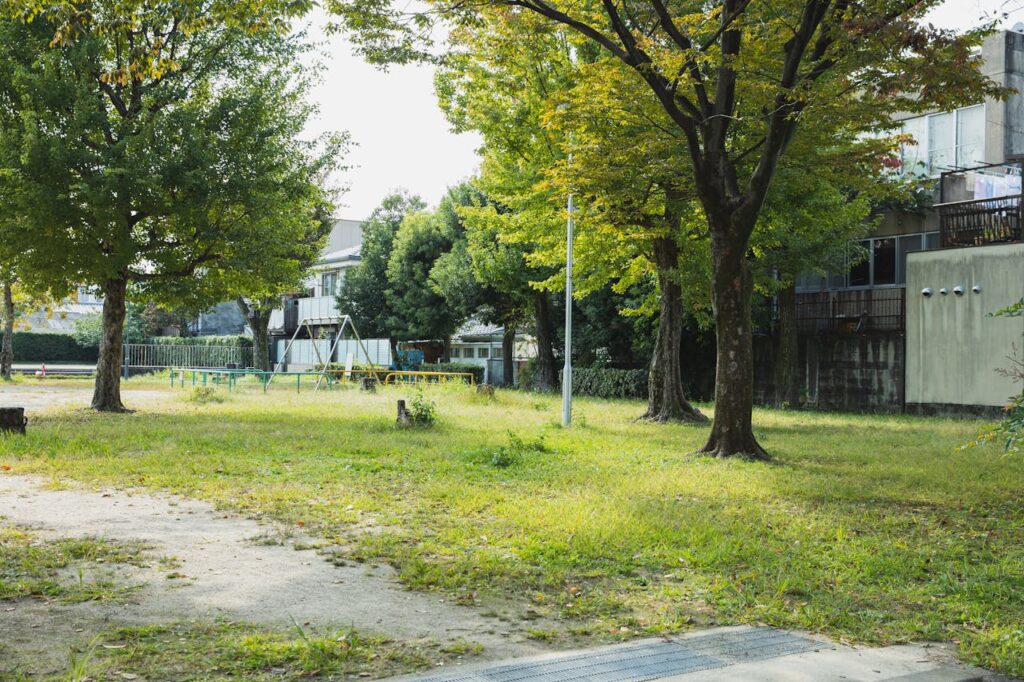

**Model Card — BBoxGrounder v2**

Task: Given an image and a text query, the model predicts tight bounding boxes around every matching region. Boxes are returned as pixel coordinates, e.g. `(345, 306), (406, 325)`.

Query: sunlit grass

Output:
(1, 379), (1022, 675)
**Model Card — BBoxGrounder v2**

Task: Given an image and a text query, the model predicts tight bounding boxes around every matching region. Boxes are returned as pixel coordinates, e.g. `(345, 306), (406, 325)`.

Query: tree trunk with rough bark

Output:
(91, 278), (128, 412)
(237, 298), (271, 371)
(532, 291), (557, 391)
(700, 226), (768, 460)
(642, 237), (707, 423)
(1, 280), (13, 381)
(773, 283), (800, 409)
(502, 324), (515, 386)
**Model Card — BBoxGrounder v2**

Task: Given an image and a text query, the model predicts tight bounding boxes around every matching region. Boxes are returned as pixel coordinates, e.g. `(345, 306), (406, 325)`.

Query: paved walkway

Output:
(392, 628), (1010, 682)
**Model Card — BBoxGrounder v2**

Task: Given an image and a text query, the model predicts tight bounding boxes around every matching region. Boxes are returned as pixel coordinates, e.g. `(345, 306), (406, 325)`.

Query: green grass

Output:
(41, 621), (469, 681)
(0, 525), (151, 602)
(1, 380), (1023, 675)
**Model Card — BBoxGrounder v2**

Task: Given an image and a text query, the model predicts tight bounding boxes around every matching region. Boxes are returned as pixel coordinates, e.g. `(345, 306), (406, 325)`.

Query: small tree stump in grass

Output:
(361, 377), (378, 393)
(396, 400), (412, 427)
(0, 407), (27, 435)
(477, 384), (495, 398)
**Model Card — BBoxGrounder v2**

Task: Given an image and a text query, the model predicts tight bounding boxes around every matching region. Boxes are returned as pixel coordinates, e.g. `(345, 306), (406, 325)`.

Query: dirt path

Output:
(0, 474), (551, 676)
(0, 384), (169, 413)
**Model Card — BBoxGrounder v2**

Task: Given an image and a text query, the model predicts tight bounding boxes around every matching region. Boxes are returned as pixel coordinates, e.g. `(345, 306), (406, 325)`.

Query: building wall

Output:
(905, 243), (1024, 411)
(755, 332), (904, 412)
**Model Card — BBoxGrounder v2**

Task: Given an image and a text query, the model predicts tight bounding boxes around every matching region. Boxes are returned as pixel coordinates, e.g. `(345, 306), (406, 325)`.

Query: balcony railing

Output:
(795, 288), (905, 334)
(938, 194), (1022, 248)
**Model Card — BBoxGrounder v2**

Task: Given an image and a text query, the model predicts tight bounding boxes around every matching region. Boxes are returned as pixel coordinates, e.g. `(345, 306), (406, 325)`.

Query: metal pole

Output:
(561, 190), (574, 427)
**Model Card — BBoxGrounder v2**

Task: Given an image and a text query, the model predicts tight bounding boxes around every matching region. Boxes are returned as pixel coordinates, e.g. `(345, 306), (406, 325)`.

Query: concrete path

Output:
(391, 627), (1011, 682)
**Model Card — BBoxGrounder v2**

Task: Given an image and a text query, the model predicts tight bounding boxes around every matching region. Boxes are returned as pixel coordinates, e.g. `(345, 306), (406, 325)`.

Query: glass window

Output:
(477, 347), (489, 358)
(928, 112), (955, 174)
(873, 238), (896, 286)
(956, 105), (985, 168)
(900, 116), (928, 177)
(896, 235), (922, 285)
(848, 241), (871, 287)
(925, 232), (941, 250)
(321, 271), (338, 296)
(450, 347), (460, 358)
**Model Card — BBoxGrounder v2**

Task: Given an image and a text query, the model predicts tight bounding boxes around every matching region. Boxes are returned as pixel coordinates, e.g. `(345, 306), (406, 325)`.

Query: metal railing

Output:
(125, 343), (255, 369)
(168, 367), (475, 392)
(938, 194), (1022, 248)
(382, 370), (476, 386)
(795, 288), (905, 334)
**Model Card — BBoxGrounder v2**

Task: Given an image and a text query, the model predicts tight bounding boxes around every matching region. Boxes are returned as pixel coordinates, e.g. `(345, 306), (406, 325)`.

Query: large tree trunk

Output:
(91, 278), (128, 412)
(1, 280), (13, 381)
(502, 324), (515, 386)
(701, 228), (767, 459)
(532, 291), (558, 391)
(773, 283), (800, 409)
(642, 237), (707, 423)
(237, 299), (272, 371)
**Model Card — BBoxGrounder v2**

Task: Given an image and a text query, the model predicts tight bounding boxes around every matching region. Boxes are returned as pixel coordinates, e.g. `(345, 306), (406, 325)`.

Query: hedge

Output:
(146, 335), (253, 349)
(571, 367), (648, 400)
(11, 332), (99, 363)
(421, 362), (486, 385)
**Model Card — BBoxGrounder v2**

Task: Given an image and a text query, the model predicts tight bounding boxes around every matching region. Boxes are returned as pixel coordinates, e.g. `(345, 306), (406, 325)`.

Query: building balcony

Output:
(269, 296), (341, 334)
(795, 288), (906, 334)
(938, 194), (1022, 248)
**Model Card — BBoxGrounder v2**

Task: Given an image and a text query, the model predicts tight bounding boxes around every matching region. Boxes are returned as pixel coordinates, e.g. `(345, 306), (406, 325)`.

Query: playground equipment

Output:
(269, 314), (379, 390)
(391, 349), (424, 372)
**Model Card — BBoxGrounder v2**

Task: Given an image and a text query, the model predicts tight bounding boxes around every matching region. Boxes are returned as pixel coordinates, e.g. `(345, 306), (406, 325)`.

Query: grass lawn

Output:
(1, 378), (1023, 676)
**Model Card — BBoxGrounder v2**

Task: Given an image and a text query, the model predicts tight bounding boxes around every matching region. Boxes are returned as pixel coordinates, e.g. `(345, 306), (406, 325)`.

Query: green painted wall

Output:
(906, 243), (1024, 408)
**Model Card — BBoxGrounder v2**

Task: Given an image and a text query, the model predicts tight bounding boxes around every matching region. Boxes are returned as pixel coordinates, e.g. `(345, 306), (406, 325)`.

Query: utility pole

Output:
(562, 188), (574, 427)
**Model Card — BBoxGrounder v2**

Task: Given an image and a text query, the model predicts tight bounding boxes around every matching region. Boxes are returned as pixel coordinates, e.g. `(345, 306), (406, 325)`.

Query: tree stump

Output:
(0, 407), (27, 435)
(361, 377), (378, 393)
(476, 384), (495, 398)
(396, 400), (412, 427)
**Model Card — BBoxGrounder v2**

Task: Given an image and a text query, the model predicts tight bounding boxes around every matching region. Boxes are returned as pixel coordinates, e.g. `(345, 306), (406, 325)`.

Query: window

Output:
(320, 271), (338, 297)
(928, 112), (955, 174)
(848, 241), (871, 287)
(957, 105), (985, 168)
(872, 238), (896, 286)
(477, 347), (489, 358)
(897, 104), (985, 177)
(796, 231), (940, 292)
(450, 347), (460, 358)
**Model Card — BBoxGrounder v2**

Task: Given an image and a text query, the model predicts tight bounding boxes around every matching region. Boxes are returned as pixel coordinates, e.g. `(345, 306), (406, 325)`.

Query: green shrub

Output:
(422, 362), (484, 385)
(408, 390), (437, 427)
(147, 335), (252, 349)
(11, 332), (98, 363)
(571, 367), (648, 400)
(490, 431), (549, 468)
(185, 386), (225, 404)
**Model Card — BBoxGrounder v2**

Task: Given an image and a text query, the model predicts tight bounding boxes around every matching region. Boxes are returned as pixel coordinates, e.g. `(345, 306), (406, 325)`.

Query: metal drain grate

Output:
(682, 627), (822, 663)
(408, 628), (824, 682)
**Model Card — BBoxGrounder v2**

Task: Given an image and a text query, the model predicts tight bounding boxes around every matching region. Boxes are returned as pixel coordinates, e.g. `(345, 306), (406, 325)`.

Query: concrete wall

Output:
(754, 332), (904, 413)
(906, 243), (1024, 411)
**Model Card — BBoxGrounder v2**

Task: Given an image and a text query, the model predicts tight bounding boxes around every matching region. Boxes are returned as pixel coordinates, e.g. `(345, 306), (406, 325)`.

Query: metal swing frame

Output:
(268, 314), (379, 389)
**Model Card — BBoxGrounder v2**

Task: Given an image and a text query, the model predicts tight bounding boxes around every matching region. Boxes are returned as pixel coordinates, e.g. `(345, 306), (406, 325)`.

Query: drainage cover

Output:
(409, 628), (823, 682)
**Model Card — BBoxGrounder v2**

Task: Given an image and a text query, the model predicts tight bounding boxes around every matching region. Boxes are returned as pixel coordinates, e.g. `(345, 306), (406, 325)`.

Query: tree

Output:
(234, 204), (336, 371)
(338, 192), (426, 347)
(331, 0), (1005, 457)
(0, 2), (333, 410)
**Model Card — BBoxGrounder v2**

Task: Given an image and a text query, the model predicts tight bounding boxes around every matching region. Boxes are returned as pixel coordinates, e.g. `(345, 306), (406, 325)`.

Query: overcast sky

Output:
(303, 0), (1024, 220)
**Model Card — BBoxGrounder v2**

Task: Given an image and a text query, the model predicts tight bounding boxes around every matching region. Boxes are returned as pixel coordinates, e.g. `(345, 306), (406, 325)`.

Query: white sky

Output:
(303, 0), (1024, 220)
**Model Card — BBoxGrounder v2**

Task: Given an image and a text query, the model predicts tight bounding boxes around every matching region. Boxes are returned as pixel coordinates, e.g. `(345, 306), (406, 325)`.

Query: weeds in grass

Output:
(490, 431), (549, 468)
(186, 386), (225, 404)
(0, 526), (149, 602)
(409, 389), (437, 427)
(64, 621), (481, 680)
